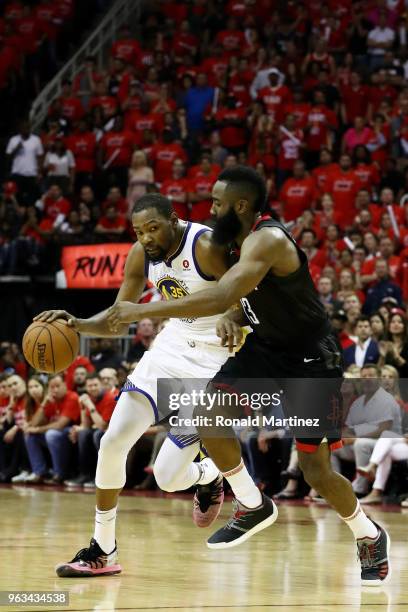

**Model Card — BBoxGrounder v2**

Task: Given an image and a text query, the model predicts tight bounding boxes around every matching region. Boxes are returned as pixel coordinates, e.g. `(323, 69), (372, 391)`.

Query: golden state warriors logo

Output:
(157, 276), (189, 300)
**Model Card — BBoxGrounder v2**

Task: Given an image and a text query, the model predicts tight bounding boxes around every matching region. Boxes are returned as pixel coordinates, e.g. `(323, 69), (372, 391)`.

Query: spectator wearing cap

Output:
(343, 316), (380, 368)
(6, 120), (43, 205)
(363, 259), (403, 314)
(24, 374), (80, 484)
(65, 373), (116, 488)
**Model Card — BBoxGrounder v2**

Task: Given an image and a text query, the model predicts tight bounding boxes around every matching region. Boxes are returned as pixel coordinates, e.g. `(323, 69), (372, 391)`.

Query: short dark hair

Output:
(356, 315), (370, 325)
(132, 193), (173, 219)
(217, 165), (267, 213)
(86, 372), (101, 382)
(361, 363), (381, 375)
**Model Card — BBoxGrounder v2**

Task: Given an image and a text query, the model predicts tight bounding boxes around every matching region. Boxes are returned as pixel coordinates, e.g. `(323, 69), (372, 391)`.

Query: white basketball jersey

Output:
(146, 222), (221, 344)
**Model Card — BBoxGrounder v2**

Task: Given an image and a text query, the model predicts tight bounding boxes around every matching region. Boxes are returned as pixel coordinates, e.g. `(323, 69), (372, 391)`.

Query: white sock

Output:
(94, 506), (117, 554)
(223, 459), (262, 508)
(340, 501), (378, 540)
(196, 458), (220, 485)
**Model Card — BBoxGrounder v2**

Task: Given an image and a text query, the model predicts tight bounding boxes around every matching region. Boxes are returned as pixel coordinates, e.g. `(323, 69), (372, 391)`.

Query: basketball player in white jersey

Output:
(34, 193), (234, 577)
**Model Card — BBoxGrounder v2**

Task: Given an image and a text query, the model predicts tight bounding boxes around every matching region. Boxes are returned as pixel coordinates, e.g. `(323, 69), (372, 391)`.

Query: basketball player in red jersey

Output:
(108, 166), (391, 586)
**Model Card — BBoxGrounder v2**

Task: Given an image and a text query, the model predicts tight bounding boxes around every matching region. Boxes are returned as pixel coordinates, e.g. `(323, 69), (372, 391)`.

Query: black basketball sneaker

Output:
(357, 521), (391, 586)
(55, 538), (122, 577)
(207, 494), (278, 549)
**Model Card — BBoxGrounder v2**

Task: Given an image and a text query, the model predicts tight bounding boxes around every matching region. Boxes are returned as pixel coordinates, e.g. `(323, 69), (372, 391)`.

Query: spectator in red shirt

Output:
(95, 204), (127, 239)
(150, 129), (188, 183)
(90, 81), (118, 121)
(375, 187), (404, 227)
(361, 235), (401, 284)
(367, 69), (398, 121)
(305, 90), (338, 166)
(65, 373), (116, 487)
(38, 183), (71, 224)
(284, 88), (311, 129)
(257, 68), (292, 122)
(299, 229), (327, 270)
(125, 100), (164, 146)
(73, 55), (103, 109)
(98, 116), (135, 194)
(213, 94), (247, 153)
(54, 79), (84, 123)
(280, 160), (316, 221)
(215, 17), (246, 57)
(101, 186), (128, 215)
(66, 118), (97, 191)
(172, 20), (198, 61)
(326, 154), (361, 226)
(0, 374), (29, 482)
(352, 145), (380, 191)
(110, 26), (140, 66)
(312, 148), (339, 195)
(16, 4), (43, 55)
(161, 158), (190, 220)
(188, 153), (217, 223)
(341, 71), (369, 124)
(24, 374), (80, 484)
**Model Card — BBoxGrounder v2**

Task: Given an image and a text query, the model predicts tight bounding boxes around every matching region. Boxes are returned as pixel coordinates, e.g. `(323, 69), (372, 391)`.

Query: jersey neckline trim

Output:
(165, 221), (191, 267)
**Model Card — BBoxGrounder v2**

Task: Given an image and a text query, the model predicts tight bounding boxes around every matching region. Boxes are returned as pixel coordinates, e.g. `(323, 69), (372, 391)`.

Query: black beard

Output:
(143, 246), (168, 263)
(212, 207), (242, 245)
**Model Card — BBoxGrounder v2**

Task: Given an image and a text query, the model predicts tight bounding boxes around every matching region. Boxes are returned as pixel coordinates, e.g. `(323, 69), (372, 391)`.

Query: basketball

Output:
(22, 319), (80, 374)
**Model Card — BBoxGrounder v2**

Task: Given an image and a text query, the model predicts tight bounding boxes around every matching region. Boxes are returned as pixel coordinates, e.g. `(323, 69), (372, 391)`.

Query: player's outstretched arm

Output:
(106, 229), (281, 330)
(34, 243), (147, 337)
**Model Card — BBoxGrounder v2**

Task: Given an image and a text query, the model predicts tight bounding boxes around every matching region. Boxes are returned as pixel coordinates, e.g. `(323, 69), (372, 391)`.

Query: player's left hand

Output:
(107, 301), (142, 332)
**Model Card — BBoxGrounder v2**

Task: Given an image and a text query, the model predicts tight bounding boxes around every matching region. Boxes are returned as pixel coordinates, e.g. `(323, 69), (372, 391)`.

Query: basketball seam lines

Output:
(45, 325), (56, 373)
(30, 326), (47, 369)
(49, 321), (76, 362)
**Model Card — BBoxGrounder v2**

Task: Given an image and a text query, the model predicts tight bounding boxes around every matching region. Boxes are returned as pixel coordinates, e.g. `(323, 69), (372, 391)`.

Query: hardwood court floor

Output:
(1, 486), (407, 612)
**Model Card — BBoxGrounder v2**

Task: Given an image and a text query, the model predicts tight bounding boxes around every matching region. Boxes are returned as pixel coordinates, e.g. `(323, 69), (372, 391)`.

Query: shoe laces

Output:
(71, 539), (103, 564)
(195, 477), (223, 513)
(225, 499), (249, 530)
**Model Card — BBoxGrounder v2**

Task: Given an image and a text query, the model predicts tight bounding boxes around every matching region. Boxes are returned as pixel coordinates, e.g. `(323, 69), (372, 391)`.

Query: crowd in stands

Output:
(2, 0), (408, 502)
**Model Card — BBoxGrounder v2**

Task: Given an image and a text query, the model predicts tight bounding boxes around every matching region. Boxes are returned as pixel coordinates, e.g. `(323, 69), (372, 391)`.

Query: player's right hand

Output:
(216, 316), (243, 353)
(33, 309), (79, 330)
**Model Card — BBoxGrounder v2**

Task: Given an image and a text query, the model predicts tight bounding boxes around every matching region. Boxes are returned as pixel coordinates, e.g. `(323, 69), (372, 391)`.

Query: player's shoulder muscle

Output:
(194, 230), (229, 280)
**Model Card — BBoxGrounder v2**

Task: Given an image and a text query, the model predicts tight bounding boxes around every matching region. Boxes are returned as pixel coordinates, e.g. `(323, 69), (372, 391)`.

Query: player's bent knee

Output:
(153, 463), (178, 492)
(298, 453), (331, 488)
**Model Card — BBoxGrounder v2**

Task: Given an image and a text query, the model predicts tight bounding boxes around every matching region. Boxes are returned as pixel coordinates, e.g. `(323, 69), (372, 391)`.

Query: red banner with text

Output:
(58, 244), (132, 289)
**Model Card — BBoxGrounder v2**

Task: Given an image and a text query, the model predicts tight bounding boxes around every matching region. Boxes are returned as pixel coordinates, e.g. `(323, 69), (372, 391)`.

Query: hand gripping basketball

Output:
(33, 309), (79, 330)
